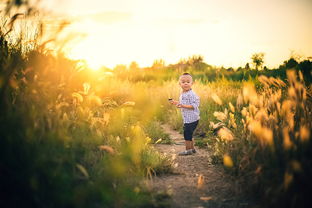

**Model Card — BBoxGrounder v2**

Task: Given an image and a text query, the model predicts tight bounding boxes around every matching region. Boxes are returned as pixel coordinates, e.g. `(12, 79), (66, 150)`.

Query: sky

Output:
(39, 0), (312, 69)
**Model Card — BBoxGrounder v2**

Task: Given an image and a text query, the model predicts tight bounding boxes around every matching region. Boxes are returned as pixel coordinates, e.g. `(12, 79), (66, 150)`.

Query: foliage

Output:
(251, 52), (265, 70)
(208, 72), (312, 207)
(0, 14), (172, 208)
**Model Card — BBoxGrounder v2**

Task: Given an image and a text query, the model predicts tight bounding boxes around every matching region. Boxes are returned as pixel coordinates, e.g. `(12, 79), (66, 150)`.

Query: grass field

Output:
(1, 10), (312, 208)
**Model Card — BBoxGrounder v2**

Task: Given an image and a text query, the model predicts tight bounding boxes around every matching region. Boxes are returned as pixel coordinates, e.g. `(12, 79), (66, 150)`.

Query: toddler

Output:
(170, 73), (200, 155)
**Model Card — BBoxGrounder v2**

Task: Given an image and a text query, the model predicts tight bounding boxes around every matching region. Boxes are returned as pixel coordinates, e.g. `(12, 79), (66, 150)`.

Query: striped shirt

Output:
(179, 89), (200, 123)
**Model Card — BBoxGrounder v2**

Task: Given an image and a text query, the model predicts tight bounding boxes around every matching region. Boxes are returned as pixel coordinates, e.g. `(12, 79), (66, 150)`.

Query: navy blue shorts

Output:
(183, 120), (199, 141)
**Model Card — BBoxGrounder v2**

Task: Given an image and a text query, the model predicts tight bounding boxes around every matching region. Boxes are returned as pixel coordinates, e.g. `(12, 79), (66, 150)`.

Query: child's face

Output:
(179, 75), (193, 91)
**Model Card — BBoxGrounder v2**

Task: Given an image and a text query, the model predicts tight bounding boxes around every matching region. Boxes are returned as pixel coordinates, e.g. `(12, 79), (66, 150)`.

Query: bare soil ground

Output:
(149, 124), (259, 208)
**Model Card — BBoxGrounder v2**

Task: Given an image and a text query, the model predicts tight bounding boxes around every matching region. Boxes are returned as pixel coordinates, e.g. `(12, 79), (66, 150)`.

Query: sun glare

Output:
(66, 39), (104, 71)
(64, 23), (165, 70)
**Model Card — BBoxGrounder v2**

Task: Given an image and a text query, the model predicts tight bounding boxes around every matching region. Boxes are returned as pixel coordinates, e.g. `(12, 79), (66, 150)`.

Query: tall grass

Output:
(131, 63), (312, 207)
(0, 14), (172, 208)
(2, 8), (312, 208)
(208, 72), (312, 207)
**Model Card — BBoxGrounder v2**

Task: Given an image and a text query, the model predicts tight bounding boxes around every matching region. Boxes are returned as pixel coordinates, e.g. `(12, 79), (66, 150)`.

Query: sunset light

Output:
(2, 0), (312, 207)
(42, 0), (312, 69)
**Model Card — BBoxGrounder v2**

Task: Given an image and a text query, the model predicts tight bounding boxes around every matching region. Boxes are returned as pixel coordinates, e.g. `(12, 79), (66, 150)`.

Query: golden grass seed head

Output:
(290, 160), (302, 172)
(284, 172), (293, 190)
(236, 94), (243, 109)
(258, 75), (270, 88)
(286, 70), (297, 86)
(283, 127), (293, 150)
(213, 111), (227, 122)
(248, 104), (258, 116)
(223, 154), (234, 168)
(243, 83), (258, 104)
(197, 174), (205, 189)
(72, 92), (83, 103)
(300, 125), (310, 142)
(217, 127), (234, 141)
(241, 107), (248, 117)
(83, 82), (91, 95)
(229, 102), (235, 112)
(87, 95), (102, 106)
(211, 93), (223, 105)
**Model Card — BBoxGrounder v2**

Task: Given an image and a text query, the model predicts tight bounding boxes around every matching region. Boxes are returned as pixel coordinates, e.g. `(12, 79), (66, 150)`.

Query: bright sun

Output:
(66, 39), (105, 70)
(63, 19), (169, 70)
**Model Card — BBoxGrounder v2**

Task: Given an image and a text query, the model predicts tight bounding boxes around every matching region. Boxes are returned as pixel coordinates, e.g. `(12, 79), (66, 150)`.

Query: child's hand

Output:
(170, 100), (179, 105)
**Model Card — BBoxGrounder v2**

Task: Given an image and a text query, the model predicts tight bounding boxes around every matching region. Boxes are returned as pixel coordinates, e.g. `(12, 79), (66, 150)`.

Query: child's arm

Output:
(169, 99), (194, 109)
(176, 104), (194, 109)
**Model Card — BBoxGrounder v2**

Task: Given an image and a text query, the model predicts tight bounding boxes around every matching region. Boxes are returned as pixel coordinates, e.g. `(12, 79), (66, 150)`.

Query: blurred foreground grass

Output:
(0, 16), (173, 207)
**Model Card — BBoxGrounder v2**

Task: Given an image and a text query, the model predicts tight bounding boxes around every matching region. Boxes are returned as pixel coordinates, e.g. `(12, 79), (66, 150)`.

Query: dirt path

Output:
(150, 124), (257, 208)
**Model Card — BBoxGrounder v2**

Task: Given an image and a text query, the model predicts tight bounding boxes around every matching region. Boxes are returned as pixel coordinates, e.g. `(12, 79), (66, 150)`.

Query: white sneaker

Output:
(178, 150), (193, 156)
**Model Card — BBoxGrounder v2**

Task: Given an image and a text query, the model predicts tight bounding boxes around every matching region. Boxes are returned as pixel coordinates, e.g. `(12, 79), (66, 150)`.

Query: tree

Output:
(114, 64), (127, 72)
(152, 59), (165, 69)
(298, 60), (312, 84)
(245, 63), (250, 70)
(251, 53), (265, 70)
(129, 61), (139, 70)
(187, 55), (207, 71)
(284, 58), (298, 69)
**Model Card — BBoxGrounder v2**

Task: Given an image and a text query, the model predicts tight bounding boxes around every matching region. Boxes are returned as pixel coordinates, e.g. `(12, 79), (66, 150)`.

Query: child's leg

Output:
(188, 121), (199, 150)
(185, 140), (192, 150)
(183, 124), (192, 150)
(179, 121), (199, 155)
(191, 139), (195, 149)
(183, 120), (198, 150)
